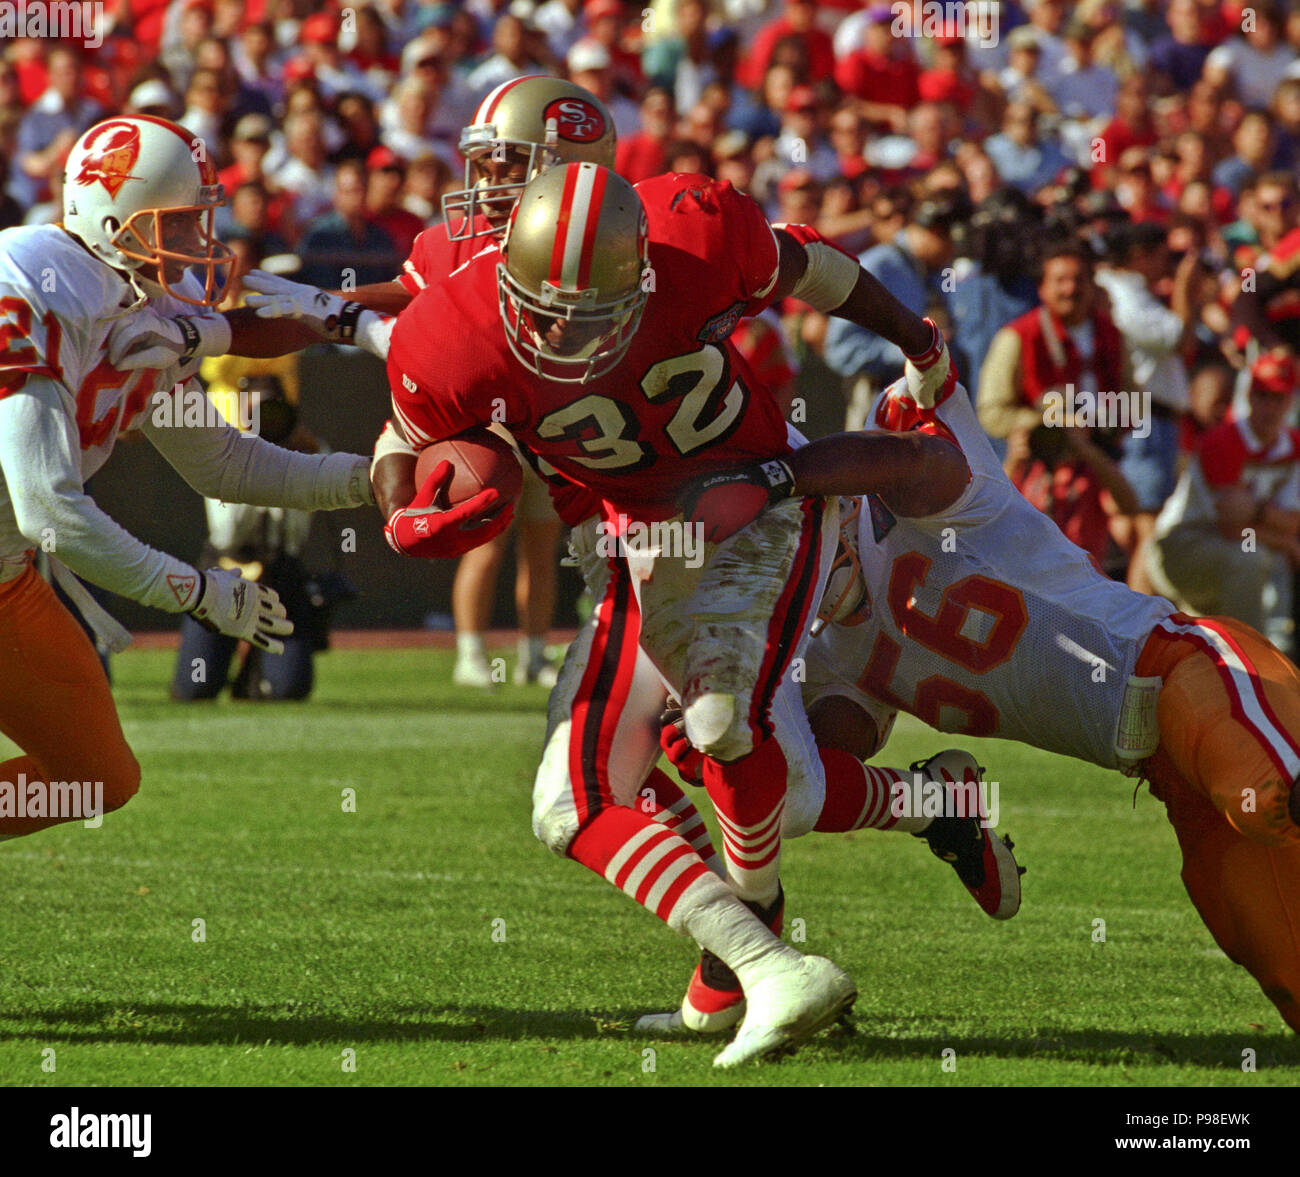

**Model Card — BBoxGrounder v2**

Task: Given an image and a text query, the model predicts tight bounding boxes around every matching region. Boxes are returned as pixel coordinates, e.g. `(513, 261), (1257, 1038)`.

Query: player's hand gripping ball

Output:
(384, 429), (523, 559)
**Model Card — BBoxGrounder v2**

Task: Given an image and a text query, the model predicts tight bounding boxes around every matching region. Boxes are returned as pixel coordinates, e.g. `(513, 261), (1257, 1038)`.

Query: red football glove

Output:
(660, 705), (705, 786)
(384, 460), (514, 558)
(680, 458), (796, 543)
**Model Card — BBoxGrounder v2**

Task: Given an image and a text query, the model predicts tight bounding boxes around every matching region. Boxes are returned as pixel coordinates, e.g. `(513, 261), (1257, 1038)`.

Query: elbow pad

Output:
(788, 238), (861, 312)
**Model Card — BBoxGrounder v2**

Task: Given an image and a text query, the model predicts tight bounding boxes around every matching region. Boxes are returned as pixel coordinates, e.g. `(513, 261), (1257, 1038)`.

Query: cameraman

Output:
(979, 239), (1138, 568)
(170, 379), (348, 701)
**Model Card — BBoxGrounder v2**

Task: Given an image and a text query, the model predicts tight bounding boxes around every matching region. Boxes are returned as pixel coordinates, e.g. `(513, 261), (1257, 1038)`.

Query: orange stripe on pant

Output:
(1136, 613), (1300, 1031)
(0, 566), (139, 836)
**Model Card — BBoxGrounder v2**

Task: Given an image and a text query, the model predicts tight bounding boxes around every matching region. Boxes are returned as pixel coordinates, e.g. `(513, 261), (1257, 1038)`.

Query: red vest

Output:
(1007, 304), (1126, 406)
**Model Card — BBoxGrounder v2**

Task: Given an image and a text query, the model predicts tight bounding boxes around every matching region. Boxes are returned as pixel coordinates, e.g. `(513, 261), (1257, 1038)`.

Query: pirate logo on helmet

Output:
(73, 121), (143, 198)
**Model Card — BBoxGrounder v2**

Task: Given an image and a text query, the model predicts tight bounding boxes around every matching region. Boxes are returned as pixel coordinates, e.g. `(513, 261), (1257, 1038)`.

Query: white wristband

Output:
(188, 313), (233, 359)
(354, 311), (395, 362)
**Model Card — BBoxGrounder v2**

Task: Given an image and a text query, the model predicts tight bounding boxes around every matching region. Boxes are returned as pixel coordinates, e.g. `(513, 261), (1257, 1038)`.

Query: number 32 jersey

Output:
(807, 380), (1177, 771)
(387, 173), (790, 523)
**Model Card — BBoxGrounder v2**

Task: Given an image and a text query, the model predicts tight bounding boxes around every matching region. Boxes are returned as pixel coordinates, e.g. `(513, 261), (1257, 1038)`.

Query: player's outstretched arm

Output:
(681, 432), (970, 543)
(142, 380), (375, 512)
(771, 226), (951, 406)
(0, 377), (292, 651)
(108, 273), (403, 368)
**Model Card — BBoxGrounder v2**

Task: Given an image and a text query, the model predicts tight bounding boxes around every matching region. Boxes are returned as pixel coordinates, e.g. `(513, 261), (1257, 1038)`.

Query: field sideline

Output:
(1, 645), (1298, 1088)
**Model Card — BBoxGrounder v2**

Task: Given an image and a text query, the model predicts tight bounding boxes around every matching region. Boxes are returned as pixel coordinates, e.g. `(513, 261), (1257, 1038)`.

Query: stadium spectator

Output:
(643, 0), (717, 115)
(1214, 110), (1280, 198)
(233, 20), (284, 111)
(827, 103), (869, 184)
(365, 148), (424, 260)
(1203, 1), (1296, 108)
(567, 39), (640, 138)
(996, 26), (1048, 107)
(1149, 350), (1300, 656)
(983, 101), (1072, 197)
(1097, 221), (1209, 591)
(767, 84), (838, 185)
(616, 85), (673, 183)
(179, 67), (231, 152)
(825, 195), (961, 429)
(535, 0), (585, 60)
(125, 79), (180, 120)
(332, 92), (384, 165)
(223, 182), (293, 261)
(1149, 0), (1214, 91)
(918, 35), (979, 113)
(951, 188), (1044, 404)
(295, 159), (399, 290)
(1018, 0), (1071, 79)
(978, 241), (1138, 567)
(468, 13), (551, 97)
(835, 6), (919, 132)
(10, 47), (103, 209)
(381, 77), (456, 168)
(1232, 175), (1300, 353)
(402, 150), (453, 221)
(1096, 76), (1159, 183)
(739, 0), (835, 91)
(273, 109), (339, 234)
(581, 0), (644, 95)
(159, 0), (213, 98)
(1049, 20), (1119, 121)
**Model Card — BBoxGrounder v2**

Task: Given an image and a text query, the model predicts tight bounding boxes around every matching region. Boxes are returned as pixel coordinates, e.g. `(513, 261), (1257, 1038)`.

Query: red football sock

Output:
(814, 749), (910, 832)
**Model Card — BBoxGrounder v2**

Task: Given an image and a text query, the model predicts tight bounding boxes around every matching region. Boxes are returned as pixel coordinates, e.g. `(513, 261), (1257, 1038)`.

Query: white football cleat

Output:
(712, 955), (856, 1069)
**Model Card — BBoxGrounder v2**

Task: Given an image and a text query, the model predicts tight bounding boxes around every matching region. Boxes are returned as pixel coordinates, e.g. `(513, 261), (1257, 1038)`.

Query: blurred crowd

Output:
(9, 0), (1300, 658)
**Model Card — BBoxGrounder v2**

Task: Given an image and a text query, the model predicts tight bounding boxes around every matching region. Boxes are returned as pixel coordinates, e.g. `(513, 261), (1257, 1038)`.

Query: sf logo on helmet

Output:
(73, 121), (143, 198)
(543, 99), (605, 143)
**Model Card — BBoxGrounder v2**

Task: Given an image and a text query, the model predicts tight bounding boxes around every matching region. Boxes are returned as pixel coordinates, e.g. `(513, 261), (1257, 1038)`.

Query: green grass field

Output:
(1, 645), (1298, 1088)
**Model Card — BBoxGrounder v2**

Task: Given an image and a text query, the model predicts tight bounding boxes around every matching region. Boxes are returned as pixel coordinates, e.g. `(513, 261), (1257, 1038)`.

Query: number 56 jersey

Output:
(805, 380), (1177, 771)
(387, 172), (791, 523)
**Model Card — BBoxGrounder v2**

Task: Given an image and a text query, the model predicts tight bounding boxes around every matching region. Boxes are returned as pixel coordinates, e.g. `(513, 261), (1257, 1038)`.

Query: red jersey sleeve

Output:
(386, 302), (482, 447)
(1199, 421), (1247, 488)
(713, 181), (782, 315)
(396, 228), (445, 296)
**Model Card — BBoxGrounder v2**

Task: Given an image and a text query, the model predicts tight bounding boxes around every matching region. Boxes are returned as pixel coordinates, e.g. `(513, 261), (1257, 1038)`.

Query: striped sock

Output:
(814, 750), (926, 832)
(637, 765), (724, 877)
(568, 806), (720, 930)
(703, 736), (788, 907)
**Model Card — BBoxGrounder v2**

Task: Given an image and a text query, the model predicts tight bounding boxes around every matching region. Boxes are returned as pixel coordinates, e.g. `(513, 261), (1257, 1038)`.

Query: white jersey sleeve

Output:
(805, 379), (1177, 770)
(0, 374), (203, 610)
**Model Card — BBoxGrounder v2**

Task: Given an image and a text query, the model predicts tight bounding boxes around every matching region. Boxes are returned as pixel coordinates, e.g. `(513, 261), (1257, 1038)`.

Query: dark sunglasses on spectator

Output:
(1260, 198), (1295, 211)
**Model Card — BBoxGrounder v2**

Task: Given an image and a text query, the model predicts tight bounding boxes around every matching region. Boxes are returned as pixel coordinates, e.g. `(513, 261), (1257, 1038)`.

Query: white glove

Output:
(242, 270), (365, 341)
(902, 317), (955, 409)
(108, 309), (232, 372)
(188, 567), (293, 654)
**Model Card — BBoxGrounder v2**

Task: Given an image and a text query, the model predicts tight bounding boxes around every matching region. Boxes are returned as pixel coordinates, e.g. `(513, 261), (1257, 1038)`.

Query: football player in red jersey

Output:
(368, 162), (960, 1065)
(104, 76), (754, 948)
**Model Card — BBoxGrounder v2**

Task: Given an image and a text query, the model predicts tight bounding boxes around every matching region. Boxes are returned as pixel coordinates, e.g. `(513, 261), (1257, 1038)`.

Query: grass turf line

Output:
(0, 647), (1296, 1087)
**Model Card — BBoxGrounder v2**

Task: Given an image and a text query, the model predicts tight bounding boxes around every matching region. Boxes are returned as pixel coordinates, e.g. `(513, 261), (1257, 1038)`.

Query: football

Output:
(414, 427), (524, 511)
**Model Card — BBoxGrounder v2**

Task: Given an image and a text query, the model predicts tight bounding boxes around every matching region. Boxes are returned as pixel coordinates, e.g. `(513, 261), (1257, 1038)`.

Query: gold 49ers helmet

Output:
(443, 76), (617, 241)
(62, 115), (233, 307)
(498, 162), (649, 385)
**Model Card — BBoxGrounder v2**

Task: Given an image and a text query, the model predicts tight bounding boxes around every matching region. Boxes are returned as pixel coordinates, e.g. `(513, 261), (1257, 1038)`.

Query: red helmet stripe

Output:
(548, 162), (584, 286)
(575, 164), (608, 290)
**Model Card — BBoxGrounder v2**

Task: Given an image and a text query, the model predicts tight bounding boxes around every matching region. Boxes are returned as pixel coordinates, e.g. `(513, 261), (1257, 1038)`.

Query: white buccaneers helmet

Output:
(62, 115), (233, 307)
(498, 162), (649, 384)
(443, 76), (617, 241)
